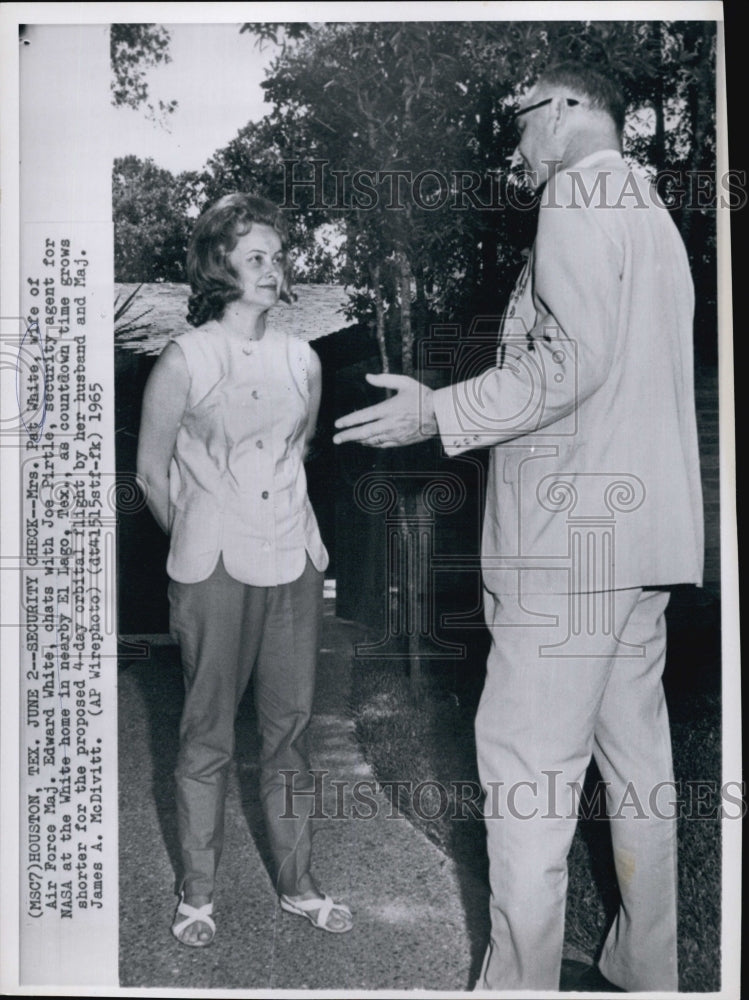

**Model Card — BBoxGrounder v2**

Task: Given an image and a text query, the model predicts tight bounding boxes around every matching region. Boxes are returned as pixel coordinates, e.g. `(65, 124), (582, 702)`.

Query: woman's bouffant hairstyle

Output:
(186, 193), (293, 327)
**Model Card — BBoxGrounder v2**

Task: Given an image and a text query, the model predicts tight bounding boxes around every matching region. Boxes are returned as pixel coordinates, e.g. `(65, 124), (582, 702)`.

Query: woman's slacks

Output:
(168, 555), (323, 899)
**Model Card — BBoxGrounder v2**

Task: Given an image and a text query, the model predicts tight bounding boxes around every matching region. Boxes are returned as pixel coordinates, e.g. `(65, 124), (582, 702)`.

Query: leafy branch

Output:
(110, 24), (177, 127)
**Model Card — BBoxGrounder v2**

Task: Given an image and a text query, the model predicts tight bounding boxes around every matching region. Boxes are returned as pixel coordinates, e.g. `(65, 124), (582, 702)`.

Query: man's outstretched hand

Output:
(333, 373), (437, 448)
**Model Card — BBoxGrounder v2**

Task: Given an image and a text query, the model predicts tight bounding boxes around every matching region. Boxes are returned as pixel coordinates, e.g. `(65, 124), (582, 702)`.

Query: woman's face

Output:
(226, 223), (285, 311)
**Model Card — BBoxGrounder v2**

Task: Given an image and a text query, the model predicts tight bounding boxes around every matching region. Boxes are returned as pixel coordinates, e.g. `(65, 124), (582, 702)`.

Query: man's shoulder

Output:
(544, 157), (657, 213)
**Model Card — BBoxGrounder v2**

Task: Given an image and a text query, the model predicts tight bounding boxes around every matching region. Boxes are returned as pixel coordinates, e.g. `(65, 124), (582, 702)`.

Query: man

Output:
(334, 62), (703, 991)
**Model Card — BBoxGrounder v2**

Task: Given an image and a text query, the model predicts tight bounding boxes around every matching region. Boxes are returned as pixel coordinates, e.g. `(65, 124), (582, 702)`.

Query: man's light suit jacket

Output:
(432, 150), (704, 598)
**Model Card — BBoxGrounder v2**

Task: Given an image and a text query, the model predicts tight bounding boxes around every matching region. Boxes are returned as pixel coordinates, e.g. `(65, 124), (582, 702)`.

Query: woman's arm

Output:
(136, 342), (190, 533)
(304, 347), (322, 461)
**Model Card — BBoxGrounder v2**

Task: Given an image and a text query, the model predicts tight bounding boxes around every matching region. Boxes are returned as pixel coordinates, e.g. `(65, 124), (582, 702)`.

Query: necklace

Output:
(218, 314), (265, 355)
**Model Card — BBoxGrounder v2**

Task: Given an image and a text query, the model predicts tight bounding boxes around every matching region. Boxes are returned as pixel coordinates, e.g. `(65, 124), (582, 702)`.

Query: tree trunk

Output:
(370, 261), (390, 374)
(394, 247), (422, 697)
(413, 260), (428, 348)
(398, 486), (424, 701)
(398, 247), (414, 377)
(476, 84), (500, 305)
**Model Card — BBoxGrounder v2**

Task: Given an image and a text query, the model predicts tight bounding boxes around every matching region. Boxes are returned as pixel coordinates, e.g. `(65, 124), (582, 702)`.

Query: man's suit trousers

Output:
(476, 587), (677, 991)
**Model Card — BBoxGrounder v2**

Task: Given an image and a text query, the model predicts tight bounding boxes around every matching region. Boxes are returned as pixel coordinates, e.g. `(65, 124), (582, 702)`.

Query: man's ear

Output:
(550, 95), (565, 134)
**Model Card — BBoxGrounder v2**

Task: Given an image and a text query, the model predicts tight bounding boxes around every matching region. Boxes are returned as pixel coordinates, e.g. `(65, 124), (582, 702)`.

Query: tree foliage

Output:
(113, 156), (193, 282)
(111, 20), (717, 357)
(239, 22), (313, 49)
(110, 24), (177, 124)
(251, 20), (717, 365)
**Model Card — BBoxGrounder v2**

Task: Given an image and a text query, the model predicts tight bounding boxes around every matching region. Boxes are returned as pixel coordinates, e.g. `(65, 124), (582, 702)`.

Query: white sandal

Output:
(280, 893), (353, 933)
(171, 895), (216, 947)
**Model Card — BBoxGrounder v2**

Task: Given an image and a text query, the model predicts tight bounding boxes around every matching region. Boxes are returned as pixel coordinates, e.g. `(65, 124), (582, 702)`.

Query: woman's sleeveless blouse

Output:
(166, 320), (329, 586)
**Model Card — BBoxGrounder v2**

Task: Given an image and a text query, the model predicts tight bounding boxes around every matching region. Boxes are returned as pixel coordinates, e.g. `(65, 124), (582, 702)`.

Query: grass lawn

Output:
(351, 592), (722, 992)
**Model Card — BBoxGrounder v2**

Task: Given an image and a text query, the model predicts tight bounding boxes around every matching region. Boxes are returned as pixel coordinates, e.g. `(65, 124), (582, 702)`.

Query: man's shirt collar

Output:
(566, 149), (624, 172)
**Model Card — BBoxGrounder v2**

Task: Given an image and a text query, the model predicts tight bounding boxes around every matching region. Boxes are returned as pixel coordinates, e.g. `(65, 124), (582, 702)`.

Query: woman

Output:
(137, 193), (352, 946)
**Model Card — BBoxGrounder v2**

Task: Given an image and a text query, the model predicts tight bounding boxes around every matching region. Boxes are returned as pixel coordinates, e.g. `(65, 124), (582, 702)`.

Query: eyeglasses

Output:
(512, 97), (581, 122)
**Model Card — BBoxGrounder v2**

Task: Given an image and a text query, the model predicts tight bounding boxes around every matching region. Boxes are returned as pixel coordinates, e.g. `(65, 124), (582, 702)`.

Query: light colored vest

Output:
(166, 321), (329, 586)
